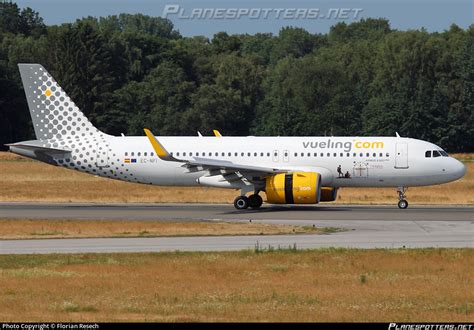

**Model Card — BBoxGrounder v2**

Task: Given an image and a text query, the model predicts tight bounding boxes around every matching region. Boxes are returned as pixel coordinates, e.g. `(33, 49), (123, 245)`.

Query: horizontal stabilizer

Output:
(6, 141), (71, 164)
(6, 142), (71, 154)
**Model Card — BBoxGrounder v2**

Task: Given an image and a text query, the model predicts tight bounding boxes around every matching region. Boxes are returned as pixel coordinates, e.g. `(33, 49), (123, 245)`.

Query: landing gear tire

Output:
(398, 199), (408, 209)
(396, 186), (408, 209)
(248, 194), (263, 209)
(234, 196), (249, 210)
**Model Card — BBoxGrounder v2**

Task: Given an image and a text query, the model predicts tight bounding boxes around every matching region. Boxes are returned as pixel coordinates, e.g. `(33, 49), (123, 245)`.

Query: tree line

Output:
(0, 2), (472, 151)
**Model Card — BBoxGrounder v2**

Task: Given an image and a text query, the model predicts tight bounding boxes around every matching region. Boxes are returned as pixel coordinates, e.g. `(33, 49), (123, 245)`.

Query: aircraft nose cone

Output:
(452, 159), (466, 180)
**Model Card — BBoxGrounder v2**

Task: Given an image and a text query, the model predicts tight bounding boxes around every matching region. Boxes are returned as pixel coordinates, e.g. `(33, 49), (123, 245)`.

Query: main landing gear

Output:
(234, 193), (263, 210)
(397, 186), (408, 209)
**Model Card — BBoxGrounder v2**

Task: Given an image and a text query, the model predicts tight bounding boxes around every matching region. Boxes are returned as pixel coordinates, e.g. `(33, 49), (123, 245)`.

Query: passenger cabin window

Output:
(425, 151), (431, 158)
(433, 150), (441, 157)
(125, 152), (128, 156)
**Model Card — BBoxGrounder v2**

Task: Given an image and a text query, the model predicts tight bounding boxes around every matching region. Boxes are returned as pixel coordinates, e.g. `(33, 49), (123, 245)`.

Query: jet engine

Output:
(265, 172), (321, 204)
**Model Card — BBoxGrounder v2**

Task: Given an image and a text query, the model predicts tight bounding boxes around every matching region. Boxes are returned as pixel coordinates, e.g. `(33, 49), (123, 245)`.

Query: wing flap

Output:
(187, 157), (286, 175)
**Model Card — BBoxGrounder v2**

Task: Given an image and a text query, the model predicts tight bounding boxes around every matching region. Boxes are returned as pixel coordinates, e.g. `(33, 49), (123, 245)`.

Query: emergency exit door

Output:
(272, 150), (279, 162)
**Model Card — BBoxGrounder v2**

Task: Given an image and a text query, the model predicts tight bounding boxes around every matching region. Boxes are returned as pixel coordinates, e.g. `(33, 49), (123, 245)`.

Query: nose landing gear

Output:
(397, 187), (408, 209)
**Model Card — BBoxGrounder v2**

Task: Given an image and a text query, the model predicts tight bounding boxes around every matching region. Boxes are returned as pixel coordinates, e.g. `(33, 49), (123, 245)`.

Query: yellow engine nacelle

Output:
(320, 187), (338, 202)
(265, 172), (321, 204)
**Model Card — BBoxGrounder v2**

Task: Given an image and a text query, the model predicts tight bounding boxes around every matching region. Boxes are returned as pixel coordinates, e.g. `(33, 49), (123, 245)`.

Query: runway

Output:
(0, 203), (473, 253)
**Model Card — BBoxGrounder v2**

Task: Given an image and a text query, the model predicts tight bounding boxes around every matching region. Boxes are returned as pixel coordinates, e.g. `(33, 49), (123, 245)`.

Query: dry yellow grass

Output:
(0, 219), (323, 239)
(0, 152), (472, 204)
(0, 249), (472, 322)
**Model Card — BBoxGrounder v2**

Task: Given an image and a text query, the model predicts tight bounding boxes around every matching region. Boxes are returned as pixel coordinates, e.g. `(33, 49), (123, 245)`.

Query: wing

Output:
(184, 157), (286, 176)
(143, 129), (288, 182)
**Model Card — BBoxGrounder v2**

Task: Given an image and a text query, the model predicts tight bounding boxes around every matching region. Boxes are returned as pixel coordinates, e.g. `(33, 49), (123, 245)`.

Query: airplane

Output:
(7, 64), (466, 210)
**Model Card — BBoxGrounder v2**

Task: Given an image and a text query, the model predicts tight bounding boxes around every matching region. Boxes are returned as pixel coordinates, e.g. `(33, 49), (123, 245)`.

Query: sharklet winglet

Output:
(143, 128), (181, 162)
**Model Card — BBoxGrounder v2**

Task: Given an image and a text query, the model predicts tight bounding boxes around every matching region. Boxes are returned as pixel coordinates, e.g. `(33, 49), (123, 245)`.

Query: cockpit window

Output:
(432, 150), (441, 157)
(440, 150), (449, 157)
(425, 151), (431, 158)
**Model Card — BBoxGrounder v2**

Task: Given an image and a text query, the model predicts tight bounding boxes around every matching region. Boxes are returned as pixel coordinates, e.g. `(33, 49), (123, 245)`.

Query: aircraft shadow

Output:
(223, 205), (355, 215)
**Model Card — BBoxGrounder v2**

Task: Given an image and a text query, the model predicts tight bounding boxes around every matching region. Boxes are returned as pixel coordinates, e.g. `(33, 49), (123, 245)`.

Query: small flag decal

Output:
(124, 158), (137, 163)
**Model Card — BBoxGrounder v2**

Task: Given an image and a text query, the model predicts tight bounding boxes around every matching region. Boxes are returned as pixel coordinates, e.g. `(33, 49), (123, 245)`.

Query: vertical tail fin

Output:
(18, 64), (102, 140)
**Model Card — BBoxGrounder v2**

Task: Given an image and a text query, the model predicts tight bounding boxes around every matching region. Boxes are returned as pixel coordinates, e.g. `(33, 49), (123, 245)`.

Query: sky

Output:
(14, 0), (474, 37)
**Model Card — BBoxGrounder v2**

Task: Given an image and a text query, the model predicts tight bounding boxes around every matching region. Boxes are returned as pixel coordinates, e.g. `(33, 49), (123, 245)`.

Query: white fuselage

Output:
(82, 135), (465, 188)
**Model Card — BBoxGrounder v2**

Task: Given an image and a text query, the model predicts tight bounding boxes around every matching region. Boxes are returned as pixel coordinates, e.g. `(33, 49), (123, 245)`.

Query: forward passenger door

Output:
(395, 143), (409, 169)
